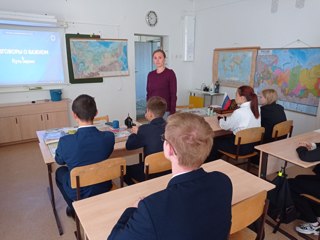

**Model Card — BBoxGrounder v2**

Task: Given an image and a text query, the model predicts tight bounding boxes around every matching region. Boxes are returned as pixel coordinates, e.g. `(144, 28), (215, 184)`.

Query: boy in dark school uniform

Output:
(55, 94), (115, 218)
(124, 96), (167, 185)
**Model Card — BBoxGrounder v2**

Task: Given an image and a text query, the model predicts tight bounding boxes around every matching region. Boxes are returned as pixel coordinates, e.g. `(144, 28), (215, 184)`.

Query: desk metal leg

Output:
(260, 152), (269, 180)
(47, 164), (63, 235)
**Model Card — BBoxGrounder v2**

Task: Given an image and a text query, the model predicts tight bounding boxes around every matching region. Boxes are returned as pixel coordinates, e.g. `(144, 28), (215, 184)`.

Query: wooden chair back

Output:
(230, 191), (269, 240)
(219, 127), (265, 171)
(144, 151), (171, 180)
(70, 157), (126, 240)
(272, 120), (293, 140)
(301, 193), (320, 204)
(70, 157), (126, 199)
(234, 127), (265, 145)
(176, 104), (194, 110)
(93, 115), (109, 123)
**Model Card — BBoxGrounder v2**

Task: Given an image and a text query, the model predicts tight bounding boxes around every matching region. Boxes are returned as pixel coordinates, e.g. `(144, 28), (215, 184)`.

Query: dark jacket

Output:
(108, 168), (233, 240)
(55, 126), (115, 200)
(126, 117), (165, 157)
(296, 143), (320, 176)
(261, 103), (287, 143)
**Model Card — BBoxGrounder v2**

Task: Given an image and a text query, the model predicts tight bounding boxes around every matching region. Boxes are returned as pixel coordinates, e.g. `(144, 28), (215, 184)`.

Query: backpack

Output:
(267, 168), (298, 226)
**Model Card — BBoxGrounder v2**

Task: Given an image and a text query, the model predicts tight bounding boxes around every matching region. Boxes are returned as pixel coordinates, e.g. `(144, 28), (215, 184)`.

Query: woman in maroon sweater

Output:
(147, 49), (177, 118)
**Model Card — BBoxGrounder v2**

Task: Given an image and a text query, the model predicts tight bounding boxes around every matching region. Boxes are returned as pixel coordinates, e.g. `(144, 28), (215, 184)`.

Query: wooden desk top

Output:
(204, 116), (232, 137)
(37, 130), (142, 165)
(255, 130), (320, 169)
(73, 160), (274, 240)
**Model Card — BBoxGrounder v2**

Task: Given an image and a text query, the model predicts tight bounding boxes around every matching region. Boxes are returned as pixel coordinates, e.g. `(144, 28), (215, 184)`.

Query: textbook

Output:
(43, 127), (77, 144)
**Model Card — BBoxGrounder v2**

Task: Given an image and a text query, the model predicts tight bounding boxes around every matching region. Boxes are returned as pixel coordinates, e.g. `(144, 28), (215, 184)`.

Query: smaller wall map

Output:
(213, 47), (258, 87)
(254, 48), (320, 116)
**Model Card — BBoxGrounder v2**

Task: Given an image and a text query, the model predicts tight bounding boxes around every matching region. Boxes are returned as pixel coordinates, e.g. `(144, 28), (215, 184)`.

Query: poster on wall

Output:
(66, 34), (129, 84)
(254, 48), (320, 116)
(212, 47), (259, 87)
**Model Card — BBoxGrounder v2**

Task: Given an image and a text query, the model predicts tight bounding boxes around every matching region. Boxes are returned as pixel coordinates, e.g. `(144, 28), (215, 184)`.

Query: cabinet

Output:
(0, 116), (21, 143)
(0, 99), (70, 144)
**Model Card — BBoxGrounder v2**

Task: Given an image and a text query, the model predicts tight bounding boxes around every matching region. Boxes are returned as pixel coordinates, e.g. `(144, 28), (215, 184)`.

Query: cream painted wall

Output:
(0, 0), (195, 125)
(193, 0), (320, 135)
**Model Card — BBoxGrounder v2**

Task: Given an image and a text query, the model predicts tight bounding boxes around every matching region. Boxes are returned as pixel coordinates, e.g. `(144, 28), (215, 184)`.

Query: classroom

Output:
(0, 0), (320, 239)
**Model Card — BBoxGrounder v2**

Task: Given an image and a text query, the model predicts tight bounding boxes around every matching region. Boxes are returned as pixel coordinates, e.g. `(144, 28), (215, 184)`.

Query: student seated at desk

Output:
(260, 89), (287, 143)
(55, 94), (115, 218)
(124, 96), (167, 185)
(206, 85), (261, 162)
(289, 141), (320, 236)
(108, 112), (233, 240)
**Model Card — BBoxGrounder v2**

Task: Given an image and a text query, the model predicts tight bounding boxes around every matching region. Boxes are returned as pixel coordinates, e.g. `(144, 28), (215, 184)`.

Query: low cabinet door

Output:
(0, 117), (22, 143)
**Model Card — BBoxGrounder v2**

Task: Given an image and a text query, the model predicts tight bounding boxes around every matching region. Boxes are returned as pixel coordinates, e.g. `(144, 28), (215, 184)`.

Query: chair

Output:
(271, 120), (293, 140)
(176, 104), (194, 110)
(297, 194), (320, 240)
(230, 191), (269, 240)
(144, 151), (171, 180)
(93, 115), (109, 123)
(218, 127), (265, 171)
(70, 157), (126, 240)
(189, 95), (204, 108)
(129, 151), (171, 183)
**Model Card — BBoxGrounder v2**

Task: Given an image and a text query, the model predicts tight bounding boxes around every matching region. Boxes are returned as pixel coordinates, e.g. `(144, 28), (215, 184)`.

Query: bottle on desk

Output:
(124, 114), (133, 128)
(214, 81), (220, 93)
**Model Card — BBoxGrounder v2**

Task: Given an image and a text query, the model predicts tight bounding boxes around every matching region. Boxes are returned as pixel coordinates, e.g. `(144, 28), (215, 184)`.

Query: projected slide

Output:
(0, 28), (65, 86)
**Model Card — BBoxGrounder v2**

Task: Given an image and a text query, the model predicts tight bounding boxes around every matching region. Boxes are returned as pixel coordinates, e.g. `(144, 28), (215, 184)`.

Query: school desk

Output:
(255, 129), (320, 179)
(73, 159), (274, 240)
(36, 129), (143, 236)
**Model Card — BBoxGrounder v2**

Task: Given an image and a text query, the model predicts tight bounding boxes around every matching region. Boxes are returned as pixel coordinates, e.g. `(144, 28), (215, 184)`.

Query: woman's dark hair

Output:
(72, 94), (97, 121)
(237, 85), (259, 119)
(152, 49), (166, 58)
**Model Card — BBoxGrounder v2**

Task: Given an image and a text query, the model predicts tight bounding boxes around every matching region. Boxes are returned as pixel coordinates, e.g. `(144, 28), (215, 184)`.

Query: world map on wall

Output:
(254, 48), (320, 116)
(217, 51), (253, 84)
(70, 39), (129, 79)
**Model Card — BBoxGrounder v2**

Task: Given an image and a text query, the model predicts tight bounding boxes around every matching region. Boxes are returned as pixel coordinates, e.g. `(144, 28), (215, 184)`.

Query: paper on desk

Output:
(43, 127), (77, 144)
(48, 142), (58, 157)
(314, 129), (320, 133)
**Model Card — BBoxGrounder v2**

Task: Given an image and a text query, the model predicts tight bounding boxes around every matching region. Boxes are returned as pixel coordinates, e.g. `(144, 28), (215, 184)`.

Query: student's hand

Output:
(298, 141), (312, 150)
(133, 197), (144, 208)
(217, 114), (226, 121)
(131, 126), (139, 134)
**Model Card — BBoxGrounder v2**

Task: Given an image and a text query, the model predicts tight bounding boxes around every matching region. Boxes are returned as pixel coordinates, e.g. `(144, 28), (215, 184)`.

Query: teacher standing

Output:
(147, 49), (177, 118)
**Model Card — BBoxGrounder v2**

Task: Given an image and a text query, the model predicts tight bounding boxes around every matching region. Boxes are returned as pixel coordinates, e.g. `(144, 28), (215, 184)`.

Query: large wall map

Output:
(254, 48), (320, 116)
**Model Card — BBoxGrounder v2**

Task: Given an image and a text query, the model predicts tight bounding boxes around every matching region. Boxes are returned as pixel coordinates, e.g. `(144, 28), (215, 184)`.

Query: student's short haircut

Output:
(262, 89), (278, 105)
(72, 94), (97, 121)
(165, 113), (214, 168)
(147, 96), (167, 118)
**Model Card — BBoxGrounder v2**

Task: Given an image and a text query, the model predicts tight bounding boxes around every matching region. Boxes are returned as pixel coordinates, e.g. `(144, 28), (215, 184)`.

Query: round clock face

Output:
(146, 11), (158, 27)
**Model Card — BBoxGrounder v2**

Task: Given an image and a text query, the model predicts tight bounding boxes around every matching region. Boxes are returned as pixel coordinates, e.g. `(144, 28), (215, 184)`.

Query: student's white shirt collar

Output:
(240, 101), (251, 108)
(171, 168), (199, 179)
(78, 125), (95, 129)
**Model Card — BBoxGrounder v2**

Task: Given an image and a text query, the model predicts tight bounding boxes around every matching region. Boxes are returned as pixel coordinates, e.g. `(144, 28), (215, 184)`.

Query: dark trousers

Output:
(55, 166), (74, 210)
(205, 134), (255, 163)
(288, 175), (320, 222)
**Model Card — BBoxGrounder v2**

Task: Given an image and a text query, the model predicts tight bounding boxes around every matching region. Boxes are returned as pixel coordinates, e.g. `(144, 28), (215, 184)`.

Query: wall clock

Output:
(146, 11), (158, 27)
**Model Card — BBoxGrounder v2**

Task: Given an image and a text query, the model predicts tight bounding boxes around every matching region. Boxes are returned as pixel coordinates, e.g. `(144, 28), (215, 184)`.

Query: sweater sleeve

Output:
(296, 145), (320, 162)
(169, 70), (177, 114)
(107, 201), (156, 240)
